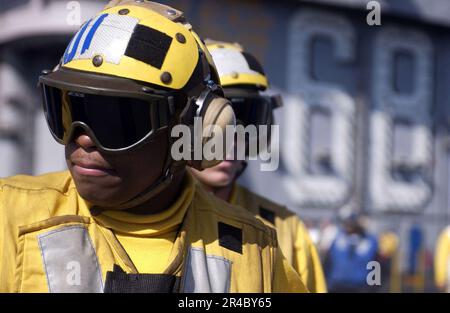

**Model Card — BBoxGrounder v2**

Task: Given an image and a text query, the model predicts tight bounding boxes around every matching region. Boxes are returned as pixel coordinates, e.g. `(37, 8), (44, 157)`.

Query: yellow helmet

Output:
(39, 2), (236, 207)
(205, 40), (269, 90)
(59, 1), (209, 92)
(205, 40), (282, 158)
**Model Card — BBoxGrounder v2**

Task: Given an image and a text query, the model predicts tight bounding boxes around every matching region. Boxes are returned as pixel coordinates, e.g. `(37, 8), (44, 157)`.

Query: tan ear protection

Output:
(180, 86), (236, 171)
(198, 91), (236, 170)
(179, 31), (236, 171)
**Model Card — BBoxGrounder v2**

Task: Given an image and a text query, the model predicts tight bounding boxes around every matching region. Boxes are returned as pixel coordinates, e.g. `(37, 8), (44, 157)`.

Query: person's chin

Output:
(71, 173), (125, 206)
(76, 186), (127, 208)
(207, 172), (234, 188)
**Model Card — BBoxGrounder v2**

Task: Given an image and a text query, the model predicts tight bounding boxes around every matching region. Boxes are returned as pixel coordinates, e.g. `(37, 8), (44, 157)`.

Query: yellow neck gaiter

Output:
(95, 173), (195, 274)
(228, 183), (239, 205)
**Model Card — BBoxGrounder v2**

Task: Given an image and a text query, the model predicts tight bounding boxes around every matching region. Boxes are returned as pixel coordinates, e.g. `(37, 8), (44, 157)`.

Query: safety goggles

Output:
(225, 89), (282, 127)
(39, 69), (177, 153)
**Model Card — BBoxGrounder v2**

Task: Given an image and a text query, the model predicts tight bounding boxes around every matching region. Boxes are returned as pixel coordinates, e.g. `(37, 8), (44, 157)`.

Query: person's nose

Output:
(74, 132), (97, 150)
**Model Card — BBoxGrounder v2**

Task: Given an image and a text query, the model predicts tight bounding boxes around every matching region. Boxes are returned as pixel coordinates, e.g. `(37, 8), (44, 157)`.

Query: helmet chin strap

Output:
(235, 160), (248, 180)
(112, 160), (185, 211)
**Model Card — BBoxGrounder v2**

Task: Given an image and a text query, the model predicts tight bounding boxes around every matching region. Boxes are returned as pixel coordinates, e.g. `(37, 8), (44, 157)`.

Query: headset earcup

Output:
(189, 96), (236, 170)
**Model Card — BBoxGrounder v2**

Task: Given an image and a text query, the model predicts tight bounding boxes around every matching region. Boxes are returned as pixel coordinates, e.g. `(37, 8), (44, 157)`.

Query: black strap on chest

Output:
(104, 265), (180, 293)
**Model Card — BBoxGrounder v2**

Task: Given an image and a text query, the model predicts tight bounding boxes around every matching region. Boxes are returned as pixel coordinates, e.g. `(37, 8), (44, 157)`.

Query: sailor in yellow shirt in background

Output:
(190, 41), (327, 293)
(435, 226), (450, 292)
(0, 1), (307, 293)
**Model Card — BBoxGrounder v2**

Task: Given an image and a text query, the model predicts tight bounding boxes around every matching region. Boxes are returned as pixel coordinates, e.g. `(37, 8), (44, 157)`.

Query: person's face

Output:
(65, 129), (169, 208)
(191, 159), (245, 188)
(190, 133), (245, 188)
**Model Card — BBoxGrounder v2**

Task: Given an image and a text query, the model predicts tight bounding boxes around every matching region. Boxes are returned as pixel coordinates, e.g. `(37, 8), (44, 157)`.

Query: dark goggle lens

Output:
(41, 85), (172, 150)
(229, 96), (271, 127)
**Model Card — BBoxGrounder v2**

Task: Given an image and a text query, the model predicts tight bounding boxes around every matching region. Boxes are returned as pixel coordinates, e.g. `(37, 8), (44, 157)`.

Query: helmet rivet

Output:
(231, 72), (239, 79)
(41, 69), (52, 75)
(93, 55), (103, 67)
(176, 33), (186, 44)
(161, 72), (172, 84)
(119, 8), (129, 15)
(167, 9), (177, 16)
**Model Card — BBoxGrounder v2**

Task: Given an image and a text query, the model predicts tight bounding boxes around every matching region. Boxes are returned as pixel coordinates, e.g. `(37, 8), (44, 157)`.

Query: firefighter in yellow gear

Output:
(435, 226), (450, 292)
(190, 41), (327, 293)
(0, 1), (307, 293)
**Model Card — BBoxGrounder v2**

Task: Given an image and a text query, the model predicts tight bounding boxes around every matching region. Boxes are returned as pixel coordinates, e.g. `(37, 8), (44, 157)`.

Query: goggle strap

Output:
(270, 94), (283, 109)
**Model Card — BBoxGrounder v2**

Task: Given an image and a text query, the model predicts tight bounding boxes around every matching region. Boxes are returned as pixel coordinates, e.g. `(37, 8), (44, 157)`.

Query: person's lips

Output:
(71, 160), (117, 177)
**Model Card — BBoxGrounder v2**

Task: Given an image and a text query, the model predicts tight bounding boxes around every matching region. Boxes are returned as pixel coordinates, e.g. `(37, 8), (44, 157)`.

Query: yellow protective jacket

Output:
(230, 184), (327, 293)
(435, 226), (450, 292)
(0, 171), (307, 293)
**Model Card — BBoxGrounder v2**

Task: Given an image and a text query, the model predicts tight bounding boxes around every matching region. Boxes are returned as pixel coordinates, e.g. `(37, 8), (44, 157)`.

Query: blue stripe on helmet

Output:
(81, 14), (109, 55)
(63, 19), (92, 64)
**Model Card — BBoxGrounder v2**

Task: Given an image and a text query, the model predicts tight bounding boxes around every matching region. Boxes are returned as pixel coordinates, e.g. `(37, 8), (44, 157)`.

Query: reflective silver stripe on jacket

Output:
(38, 226), (103, 293)
(182, 247), (232, 293)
